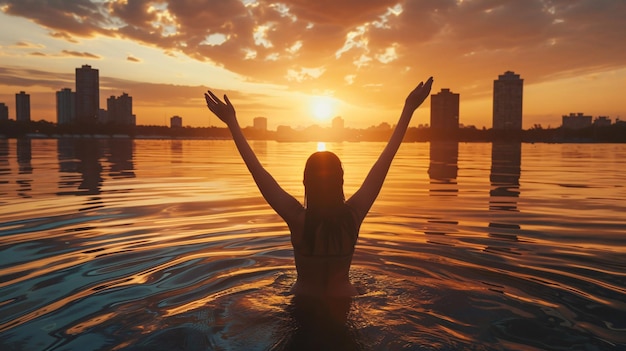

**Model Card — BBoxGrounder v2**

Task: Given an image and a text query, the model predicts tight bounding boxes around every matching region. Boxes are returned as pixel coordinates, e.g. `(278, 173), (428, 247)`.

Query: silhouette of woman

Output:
(204, 77), (433, 341)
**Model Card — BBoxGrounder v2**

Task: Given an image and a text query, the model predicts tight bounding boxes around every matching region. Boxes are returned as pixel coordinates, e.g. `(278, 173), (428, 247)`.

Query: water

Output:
(0, 138), (625, 351)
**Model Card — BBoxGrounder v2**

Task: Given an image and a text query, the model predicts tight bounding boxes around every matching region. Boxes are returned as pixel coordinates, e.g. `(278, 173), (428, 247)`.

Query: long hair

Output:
(304, 151), (345, 210)
(302, 152), (357, 255)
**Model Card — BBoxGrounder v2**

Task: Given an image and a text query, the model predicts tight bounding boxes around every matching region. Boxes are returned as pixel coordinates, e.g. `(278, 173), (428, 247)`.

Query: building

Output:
(430, 88), (459, 129)
(170, 115), (182, 128)
(332, 116), (344, 130)
(493, 71), (523, 130)
(562, 113), (592, 129)
(56, 88), (75, 125)
(253, 117), (267, 131)
(0, 103), (8, 121)
(75, 64), (99, 124)
(15, 91), (30, 122)
(106, 96), (115, 124)
(98, 109), (108, 123)
(594, 116), (611, 127)
(106, 93), (134, 125)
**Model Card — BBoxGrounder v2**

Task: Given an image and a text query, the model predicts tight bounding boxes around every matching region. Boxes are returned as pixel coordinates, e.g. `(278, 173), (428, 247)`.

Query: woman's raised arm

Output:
(347, 77), (433, 221)
(205, 91), (303, 224)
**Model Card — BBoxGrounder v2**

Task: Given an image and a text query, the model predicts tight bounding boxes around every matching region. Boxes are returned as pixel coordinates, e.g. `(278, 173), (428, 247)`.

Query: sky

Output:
(0, 0), (624, 130)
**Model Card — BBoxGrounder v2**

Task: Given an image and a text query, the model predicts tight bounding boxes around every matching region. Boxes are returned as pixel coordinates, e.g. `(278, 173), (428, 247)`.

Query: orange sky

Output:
(0, 0), (625, 129)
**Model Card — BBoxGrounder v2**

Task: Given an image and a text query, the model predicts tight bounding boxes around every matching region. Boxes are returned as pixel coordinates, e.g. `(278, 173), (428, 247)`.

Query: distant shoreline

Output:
(1, 119), (625, 143)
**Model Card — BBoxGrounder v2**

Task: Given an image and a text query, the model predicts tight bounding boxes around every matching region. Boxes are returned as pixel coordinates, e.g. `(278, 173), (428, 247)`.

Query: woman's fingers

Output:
(205, 90), (223, 105)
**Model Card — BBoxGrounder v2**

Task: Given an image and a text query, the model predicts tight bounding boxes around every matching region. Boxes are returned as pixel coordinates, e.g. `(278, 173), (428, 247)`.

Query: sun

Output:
(310, 96), (336, 121)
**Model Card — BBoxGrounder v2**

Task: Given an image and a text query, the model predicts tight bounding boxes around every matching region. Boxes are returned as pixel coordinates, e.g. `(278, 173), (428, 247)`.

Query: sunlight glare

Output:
(317, 142), (326, 151)
(310, 96), (335, 121)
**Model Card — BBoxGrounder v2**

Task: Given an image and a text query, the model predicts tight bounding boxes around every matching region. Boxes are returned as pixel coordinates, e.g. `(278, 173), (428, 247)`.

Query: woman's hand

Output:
(404, 77), (434, 112)
(205, 90), (237, 126)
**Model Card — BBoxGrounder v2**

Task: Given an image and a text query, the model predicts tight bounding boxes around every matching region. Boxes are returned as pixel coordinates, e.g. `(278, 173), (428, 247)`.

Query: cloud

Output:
(49, 31), (79, 43)
(0, 66), (272, 120)
(127, 55), (141, 62)
(0, 67), (74, 88)
(61, 50), (101, 59)
(1, 0), (625, 107)
(14, 41), (45, 48)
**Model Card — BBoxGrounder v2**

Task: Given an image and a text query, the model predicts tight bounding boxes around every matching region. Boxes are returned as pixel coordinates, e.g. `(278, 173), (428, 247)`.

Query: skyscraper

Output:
(253, 116), (267, 131)
(430, 88), (460, 129)
(492, 71), (523, 130)
(15, 91), (30, 122)
(0, 103), (8, 121)
(56, 88), (75, 125)
(75, 65), (99, 124)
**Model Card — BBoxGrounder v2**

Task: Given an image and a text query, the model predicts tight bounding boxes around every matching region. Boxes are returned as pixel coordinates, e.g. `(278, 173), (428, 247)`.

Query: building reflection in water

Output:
(57, 138), (80, 193)
(488, 141), (522, 242)
(0, 139), (9, 189)
(170, 139), (183, 164)
(251, 140), (268, 158)
(57, 138), (102, 195)
(426, 141), (459, 236)
(57, 138), (135, 210)
(57, 138), (104, 215)
(17, 138), (33, 198)
(428, 141), (458, 194)
(108, 138), (135, 179)
(77, 139), (104, 196)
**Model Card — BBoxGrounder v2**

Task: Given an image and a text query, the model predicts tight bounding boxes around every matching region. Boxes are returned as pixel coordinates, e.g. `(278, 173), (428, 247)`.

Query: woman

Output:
(204, 77), (433, 299)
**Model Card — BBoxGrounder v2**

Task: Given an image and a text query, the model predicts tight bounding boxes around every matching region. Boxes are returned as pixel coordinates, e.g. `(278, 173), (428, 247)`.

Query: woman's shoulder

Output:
(345, 198), (367, 223)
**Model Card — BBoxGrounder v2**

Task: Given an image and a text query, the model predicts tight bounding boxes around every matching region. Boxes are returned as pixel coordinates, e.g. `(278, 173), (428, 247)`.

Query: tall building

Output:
(56, 88), (75, 125)
(493, 71), (523, 130)
(15, 91), (30, 122)
(0, 103), (8, 121)
(253, 116), (267, 131)
(107, 93), (134, 125)
(430, 88), (459, 129)
(170, 115), (182, 128)
(75, 64), (99, 124)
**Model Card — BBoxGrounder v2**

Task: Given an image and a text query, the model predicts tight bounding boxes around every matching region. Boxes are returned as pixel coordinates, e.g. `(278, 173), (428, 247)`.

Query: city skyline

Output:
(0, 1), (625, 129)
(2, 65), (623, 132)
(1, 65), (619, 131)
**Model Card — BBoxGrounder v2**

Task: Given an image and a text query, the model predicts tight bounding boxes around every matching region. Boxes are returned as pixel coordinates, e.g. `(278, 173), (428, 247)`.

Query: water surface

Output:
(1, 139), (625, 350)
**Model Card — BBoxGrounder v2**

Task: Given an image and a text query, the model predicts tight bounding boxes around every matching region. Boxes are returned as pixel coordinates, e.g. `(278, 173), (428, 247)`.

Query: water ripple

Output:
(1, 140), (625, 350)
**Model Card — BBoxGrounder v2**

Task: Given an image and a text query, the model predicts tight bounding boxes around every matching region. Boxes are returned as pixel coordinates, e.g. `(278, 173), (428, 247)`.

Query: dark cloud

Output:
(1, 0), (110, 37)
